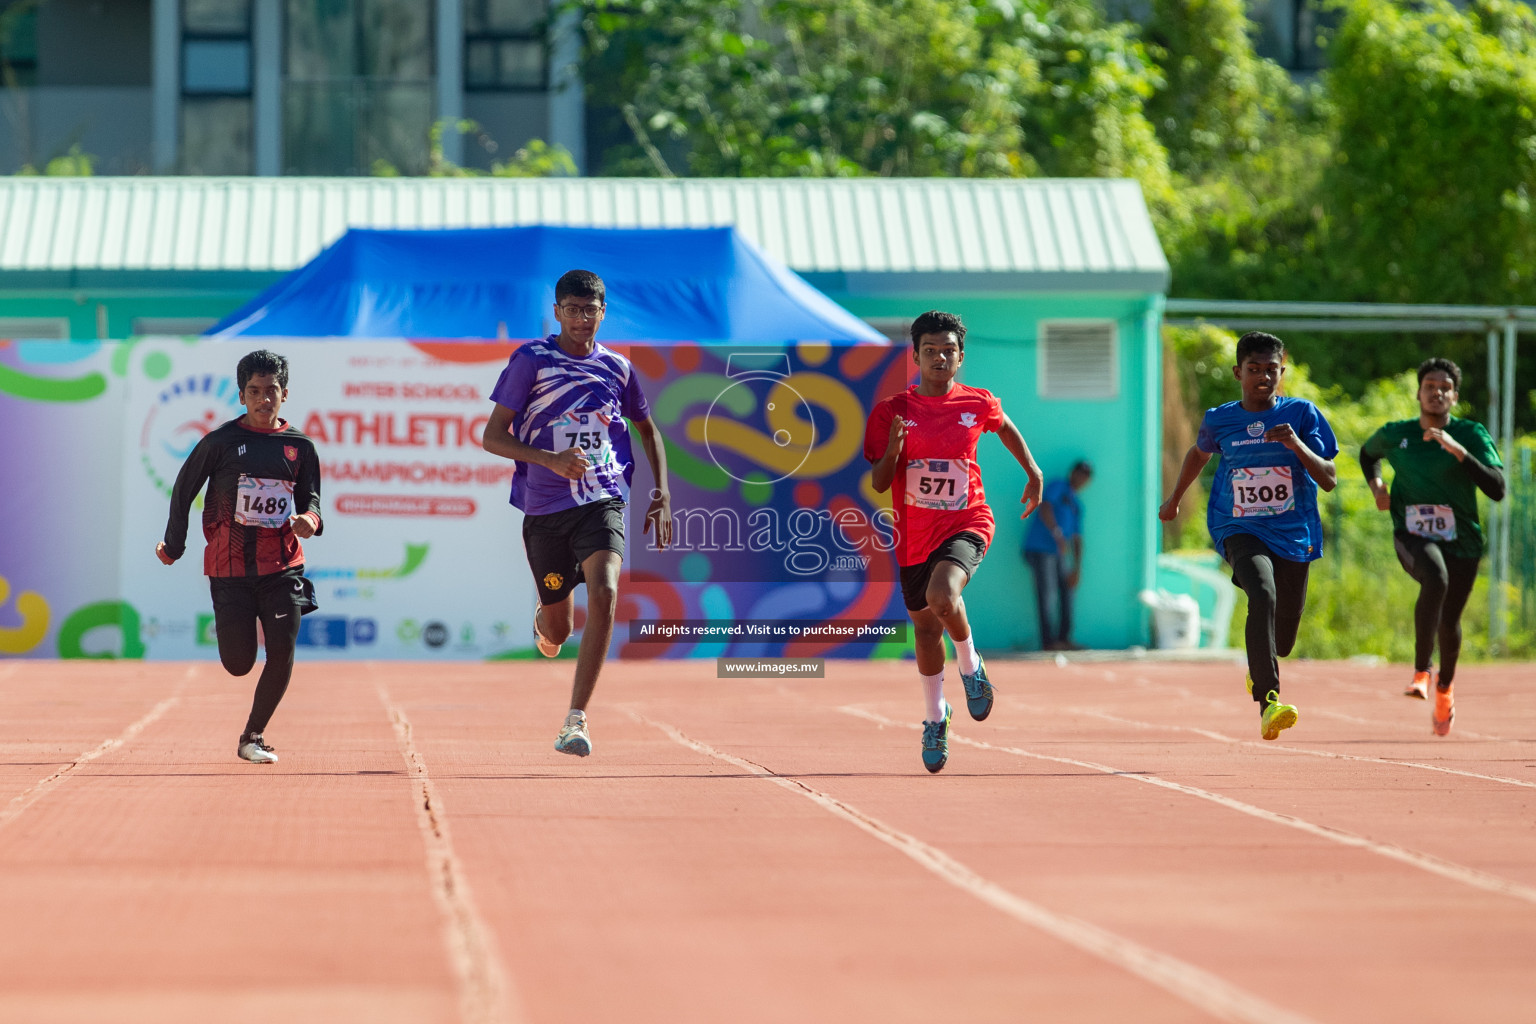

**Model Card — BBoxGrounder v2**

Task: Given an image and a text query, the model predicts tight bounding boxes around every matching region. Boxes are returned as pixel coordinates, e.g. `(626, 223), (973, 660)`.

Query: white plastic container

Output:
(1138, 589), (1201, 650)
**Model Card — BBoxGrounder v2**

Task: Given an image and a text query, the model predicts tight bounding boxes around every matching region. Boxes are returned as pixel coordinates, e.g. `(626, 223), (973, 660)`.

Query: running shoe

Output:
(921, 702), (952, 774)
(237, 733), (278, 764)
(1260, 691), (1298, 741)
(533, 609), (562, 658)
(554, 710), (591, 756)
(1432, 683), (1454, 737)
(1404, 669), (1433, 700)
(960, 658), (994, 721)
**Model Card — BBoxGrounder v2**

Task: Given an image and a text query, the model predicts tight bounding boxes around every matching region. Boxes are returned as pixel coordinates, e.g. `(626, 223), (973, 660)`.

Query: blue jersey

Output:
(1023, 479), (1082, 553)
(489, 336), (652, 516)
(1197, 396), (1338, 563)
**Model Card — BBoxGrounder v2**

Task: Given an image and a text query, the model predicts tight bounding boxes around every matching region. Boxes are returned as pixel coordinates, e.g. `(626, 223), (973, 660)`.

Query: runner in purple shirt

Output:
(483, 269), (673, 757)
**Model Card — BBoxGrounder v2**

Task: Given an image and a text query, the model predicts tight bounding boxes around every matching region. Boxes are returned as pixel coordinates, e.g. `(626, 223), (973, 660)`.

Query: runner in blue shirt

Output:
(483, 269), (673, 757)
(1159, 332), (1338, 739)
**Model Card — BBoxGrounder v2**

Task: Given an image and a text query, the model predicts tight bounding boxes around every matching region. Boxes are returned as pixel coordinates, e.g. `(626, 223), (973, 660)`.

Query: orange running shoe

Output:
(1432, 682), (1454, 736)
(1404, 669), (1433, 700)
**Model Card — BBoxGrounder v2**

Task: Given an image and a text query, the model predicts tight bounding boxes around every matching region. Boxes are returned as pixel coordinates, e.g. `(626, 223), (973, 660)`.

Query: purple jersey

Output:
(489, 335), (652, 516)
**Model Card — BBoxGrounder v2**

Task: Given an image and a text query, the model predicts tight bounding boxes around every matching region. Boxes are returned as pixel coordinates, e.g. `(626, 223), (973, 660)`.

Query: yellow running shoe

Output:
(1404, 669), (1433, 700)
(1260, 690), (1298, 741)
(1432, 682), (1454, 737)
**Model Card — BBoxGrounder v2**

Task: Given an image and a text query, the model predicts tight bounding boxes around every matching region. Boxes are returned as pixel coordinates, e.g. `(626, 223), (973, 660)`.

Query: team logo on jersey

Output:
(543, 572), (564, 590)
(139, 373), (242, 498)
(1400, 438), (1409, 448)
(238, 444), (247, 456)
(959, 412), (978, 428)
(1246, 421), (1266, 438)
(284, 445), (298, 462)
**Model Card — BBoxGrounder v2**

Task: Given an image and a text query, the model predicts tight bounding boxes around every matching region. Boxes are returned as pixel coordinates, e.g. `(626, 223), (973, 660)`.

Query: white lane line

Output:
(1051, 705), (1536, 791)
(626, 708), (1320, 1024)
(377, 683), (519, 1024)
(840, 706), (1536, 908)
(0, 666), (192, 831)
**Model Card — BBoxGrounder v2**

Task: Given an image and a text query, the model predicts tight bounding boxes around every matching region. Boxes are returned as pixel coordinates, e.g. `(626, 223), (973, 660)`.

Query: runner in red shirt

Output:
(864, 310), (1044, 772)
(156, 350), (323, 765)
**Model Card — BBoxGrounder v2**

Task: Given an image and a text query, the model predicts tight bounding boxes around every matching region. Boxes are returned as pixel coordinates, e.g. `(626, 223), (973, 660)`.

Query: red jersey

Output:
(162, 416), (324, 578)
(863, 384), (1005, 567)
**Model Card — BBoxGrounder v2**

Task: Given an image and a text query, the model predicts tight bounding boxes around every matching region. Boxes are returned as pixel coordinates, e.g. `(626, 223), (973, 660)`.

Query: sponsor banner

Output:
(2, 337), (912, 660)
(117, 338), (535, 660)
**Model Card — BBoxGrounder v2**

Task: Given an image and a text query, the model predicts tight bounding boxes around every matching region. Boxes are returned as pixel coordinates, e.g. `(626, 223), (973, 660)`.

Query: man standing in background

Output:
(1023, 460), (1092, 651)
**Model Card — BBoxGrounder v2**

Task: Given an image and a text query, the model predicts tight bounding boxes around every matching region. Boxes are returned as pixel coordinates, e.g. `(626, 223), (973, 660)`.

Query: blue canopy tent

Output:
(207, 226), (885, 343)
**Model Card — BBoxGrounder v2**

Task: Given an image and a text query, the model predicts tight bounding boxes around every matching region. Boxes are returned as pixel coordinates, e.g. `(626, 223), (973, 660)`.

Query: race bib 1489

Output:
(236, 475), (295, 529)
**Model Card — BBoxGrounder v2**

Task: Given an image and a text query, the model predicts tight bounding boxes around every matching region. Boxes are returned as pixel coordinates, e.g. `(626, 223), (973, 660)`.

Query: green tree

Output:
(1325, 0), (1536, 306)
(578, 0), (1031, 177)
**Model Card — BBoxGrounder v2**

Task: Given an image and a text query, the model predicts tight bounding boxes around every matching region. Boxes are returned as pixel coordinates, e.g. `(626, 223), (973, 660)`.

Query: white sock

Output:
(954, 634), (980, 676)
(568, 708), (586, 721)
(921, 671), (946, 722)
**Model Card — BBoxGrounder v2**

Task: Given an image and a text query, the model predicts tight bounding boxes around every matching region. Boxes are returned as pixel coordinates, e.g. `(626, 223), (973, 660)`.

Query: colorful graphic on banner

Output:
(2, 337), (913, 660)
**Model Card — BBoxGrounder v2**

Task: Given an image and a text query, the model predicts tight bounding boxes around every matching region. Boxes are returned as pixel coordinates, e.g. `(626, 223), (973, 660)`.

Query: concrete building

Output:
(0, 0), (583, 176)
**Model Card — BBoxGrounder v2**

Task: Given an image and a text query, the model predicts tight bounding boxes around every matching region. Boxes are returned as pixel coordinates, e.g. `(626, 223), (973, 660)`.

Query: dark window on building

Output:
(0, 1), (39, 88)
(182, 0), (252, 173)
(1250, 0), (1337, 73)
(284, 0), (434, 175)
(464, 0), (545, 91)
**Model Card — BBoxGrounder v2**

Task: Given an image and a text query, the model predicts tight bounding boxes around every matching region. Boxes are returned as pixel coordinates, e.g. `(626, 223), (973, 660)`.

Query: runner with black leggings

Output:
(1360, 357), (1504, 736)
(157, 349), (323, 764)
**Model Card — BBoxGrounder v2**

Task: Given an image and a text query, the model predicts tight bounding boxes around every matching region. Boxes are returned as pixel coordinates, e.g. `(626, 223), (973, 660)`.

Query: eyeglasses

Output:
(558, 304), (605, 320)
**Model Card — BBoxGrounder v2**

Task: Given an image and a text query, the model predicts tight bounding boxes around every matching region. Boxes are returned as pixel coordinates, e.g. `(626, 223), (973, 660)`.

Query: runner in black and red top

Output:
(864, 310), (1045, 773)
(156, 349), (323, 764)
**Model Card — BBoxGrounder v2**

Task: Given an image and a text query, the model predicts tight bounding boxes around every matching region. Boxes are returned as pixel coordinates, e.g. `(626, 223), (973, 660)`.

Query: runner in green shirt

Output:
(1360, 358), (1505, 735)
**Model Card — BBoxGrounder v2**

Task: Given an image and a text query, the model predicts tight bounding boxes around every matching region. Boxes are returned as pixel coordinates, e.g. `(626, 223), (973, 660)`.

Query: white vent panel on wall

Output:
(1037, 320), (1119, 399)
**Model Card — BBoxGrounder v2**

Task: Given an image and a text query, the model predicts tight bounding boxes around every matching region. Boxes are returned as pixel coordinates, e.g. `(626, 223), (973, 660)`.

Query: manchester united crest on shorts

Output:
(284, 445), (298, 461)
(543, 572), (563, 590)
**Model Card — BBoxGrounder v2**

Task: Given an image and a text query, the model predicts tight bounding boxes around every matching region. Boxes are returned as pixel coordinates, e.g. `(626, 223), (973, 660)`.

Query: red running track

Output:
(1, 657), (1534, 1023)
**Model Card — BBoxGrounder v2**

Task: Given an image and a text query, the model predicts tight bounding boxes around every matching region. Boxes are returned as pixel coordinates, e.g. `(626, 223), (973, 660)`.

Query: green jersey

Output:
(1361, 416), (1502, 559)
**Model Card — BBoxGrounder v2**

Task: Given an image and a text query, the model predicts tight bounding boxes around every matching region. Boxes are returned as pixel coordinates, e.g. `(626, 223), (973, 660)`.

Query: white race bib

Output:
(1231, 465), (1295, 518)
(236, 475), (295, 528)
(556, 412), (616, 469)
(905, 458), (970, 511)
(1407, 504), (1456, 542)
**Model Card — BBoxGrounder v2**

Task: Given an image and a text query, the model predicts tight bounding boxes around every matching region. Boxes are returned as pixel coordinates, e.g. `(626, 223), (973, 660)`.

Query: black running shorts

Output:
(523, 497), (626, 605)
(209, 565), (318, 627)
(899, 531), (986, 612)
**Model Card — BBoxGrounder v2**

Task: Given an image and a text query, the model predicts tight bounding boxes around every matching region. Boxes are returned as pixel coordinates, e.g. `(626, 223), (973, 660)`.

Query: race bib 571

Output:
(905, 458), (970, 511)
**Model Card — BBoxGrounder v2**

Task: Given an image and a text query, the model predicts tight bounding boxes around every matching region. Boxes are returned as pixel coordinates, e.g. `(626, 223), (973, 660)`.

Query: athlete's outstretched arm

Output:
(869, 413), (905, 494)
(1159, 445), (1212, 521)
(632, 415), (673, 550)
(481, 401), (590, 479)
(157, 435), (215, 565)
(1360, 450), (1392, 511)
(994, 414), (1044, 519)
(1263, 423), (1336, 491)
(1420, 427), (1507, 501)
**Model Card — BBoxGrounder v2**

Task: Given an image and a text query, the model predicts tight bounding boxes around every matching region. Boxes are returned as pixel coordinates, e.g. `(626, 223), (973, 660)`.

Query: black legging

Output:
(210, 573), (306, 737)
(1223, 532), (1311, 702)
(1393, 535), (1479, 684)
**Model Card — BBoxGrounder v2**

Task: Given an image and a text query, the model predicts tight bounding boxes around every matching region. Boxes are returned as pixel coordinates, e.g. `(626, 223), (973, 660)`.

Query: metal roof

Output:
(0, 177), (1168, 291)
